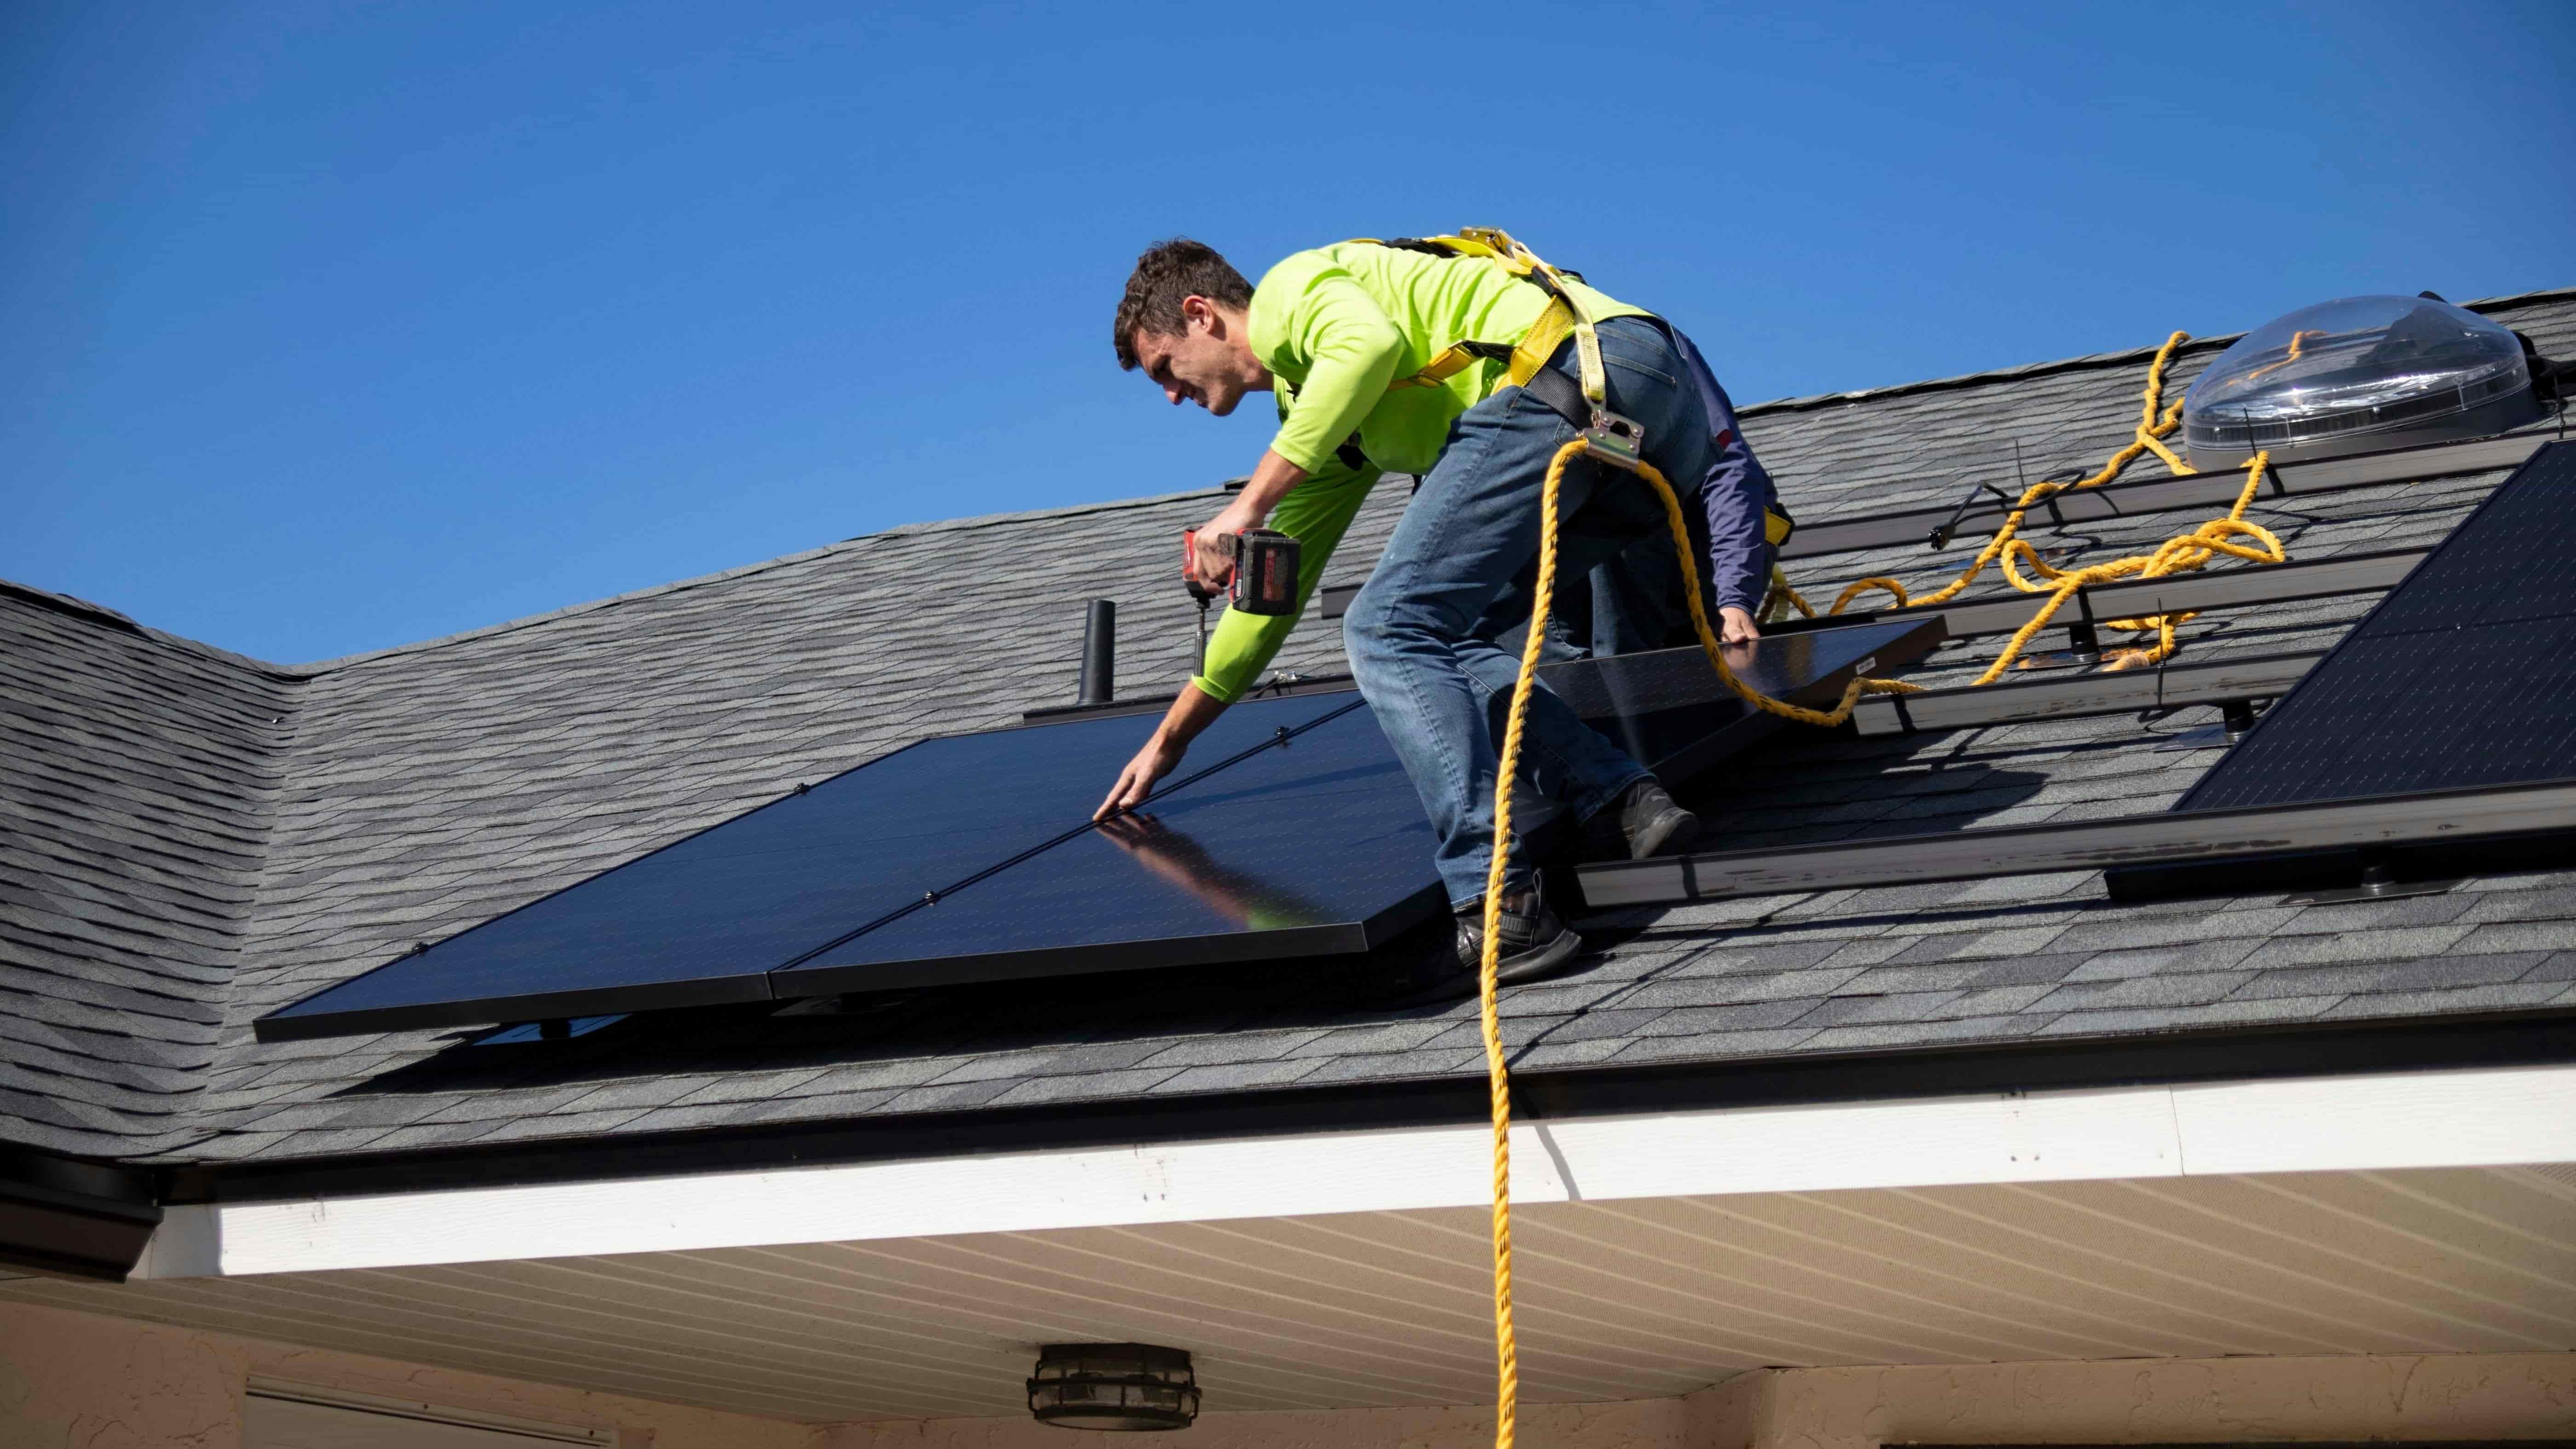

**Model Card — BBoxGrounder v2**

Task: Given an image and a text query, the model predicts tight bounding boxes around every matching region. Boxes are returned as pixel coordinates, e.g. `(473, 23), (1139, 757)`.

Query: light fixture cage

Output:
(1027, 1343), (1201, 1432)
(2181, 294), (2539, 470)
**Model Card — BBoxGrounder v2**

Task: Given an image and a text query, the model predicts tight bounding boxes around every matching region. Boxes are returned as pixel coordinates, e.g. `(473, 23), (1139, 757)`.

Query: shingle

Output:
(1135, 1030), (1335, 1070)
(2523, 951), (2576, 983)
(2454, 921), (2576, 955)
(2033, 995), (2352, 1036)
(2224, 953), (2549, 1003)
(1610, 1027), (1820, 1064)
(987, 1068), (1184, 1107)
(2039, 971), (2260, 1012)
(2233, 925), (2482, 970)
(1148, 1059), (1327, 1094)
(1603, 967), (1869, 1010)
(2316, 981), (2575, 1019)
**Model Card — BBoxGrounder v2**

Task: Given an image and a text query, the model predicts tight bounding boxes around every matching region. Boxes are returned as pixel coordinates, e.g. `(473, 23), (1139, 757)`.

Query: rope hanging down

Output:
(1775, 333), (2286, 680)
(1477, 440), (1923, 1449)
(1478, 333), (2294, 1449)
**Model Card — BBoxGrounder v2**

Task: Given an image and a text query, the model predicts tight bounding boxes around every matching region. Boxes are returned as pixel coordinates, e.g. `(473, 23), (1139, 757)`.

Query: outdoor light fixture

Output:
(1026, 1343), (1201, 1431)
(2181, 294), (2540, 469)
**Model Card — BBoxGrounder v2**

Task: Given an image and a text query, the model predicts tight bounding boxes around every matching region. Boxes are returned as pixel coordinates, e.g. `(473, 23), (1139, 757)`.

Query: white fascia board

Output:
(137, 1063), (2576, 1281)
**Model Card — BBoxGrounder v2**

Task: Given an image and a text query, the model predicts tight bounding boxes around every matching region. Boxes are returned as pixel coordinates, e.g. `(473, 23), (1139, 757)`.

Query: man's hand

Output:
(1188, 502), (1264, 592)
(1097, 731), (1186, 819)
(1718, 605), (1762, 645)
(1097, 684), (1230, 821)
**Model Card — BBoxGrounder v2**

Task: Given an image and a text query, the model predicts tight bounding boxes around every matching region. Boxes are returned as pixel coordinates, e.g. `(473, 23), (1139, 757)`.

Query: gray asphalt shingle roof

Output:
(6, 284), (2573, 1167)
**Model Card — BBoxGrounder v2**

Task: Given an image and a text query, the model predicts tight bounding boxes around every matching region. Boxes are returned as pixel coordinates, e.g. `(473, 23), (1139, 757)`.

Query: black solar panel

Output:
(255, 693), (1356, 1039)
(773, 700), (1440, 995)
(2183, 441), (2576, 810)
(257, 616), (1944, 1041)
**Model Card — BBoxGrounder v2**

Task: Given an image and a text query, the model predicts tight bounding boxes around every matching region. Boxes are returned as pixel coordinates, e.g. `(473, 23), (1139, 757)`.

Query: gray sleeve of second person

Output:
(1673, 329), (1779, 614)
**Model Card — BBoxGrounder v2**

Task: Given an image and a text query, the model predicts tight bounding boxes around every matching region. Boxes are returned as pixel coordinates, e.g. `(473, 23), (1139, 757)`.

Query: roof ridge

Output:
(1736, 281), (2576, 417)
(287, 484), (1233, 673)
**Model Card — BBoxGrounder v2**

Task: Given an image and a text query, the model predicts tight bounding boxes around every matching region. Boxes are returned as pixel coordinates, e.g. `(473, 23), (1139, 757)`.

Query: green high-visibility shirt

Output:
(1190, 242), (1648, 705)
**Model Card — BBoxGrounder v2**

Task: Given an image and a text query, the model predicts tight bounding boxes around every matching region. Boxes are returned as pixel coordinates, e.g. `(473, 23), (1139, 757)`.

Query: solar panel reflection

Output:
(772, 701), (1443, 995)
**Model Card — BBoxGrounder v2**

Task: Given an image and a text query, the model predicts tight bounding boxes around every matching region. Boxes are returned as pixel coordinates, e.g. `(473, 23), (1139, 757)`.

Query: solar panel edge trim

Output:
(252, 974), (779, 1044)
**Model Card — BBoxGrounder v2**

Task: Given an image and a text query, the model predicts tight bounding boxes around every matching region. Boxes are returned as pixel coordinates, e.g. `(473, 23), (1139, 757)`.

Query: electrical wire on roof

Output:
(1770, 333), (2287, 681)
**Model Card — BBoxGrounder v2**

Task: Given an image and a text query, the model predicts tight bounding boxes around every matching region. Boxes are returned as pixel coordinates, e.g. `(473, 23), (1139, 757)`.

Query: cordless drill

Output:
(1182, 527), (1301, 669)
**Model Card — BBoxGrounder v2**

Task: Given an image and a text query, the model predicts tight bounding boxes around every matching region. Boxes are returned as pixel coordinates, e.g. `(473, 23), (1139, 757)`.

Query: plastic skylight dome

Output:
(2181, 295), (2537, 468)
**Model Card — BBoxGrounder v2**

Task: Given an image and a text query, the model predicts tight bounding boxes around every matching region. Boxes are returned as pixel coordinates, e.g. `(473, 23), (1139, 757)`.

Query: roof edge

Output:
(1736, 282), (2576, 417)
(159, 1005), (2576, 1198)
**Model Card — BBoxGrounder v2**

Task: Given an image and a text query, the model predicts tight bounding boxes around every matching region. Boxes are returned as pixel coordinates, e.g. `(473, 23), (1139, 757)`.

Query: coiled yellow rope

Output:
(1477, 440), (1925, 1449)
(1809, 332), (2286, 680)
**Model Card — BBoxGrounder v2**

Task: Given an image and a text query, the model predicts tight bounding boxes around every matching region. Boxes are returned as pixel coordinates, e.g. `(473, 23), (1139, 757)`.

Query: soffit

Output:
(5, 1164), (2569, 1423)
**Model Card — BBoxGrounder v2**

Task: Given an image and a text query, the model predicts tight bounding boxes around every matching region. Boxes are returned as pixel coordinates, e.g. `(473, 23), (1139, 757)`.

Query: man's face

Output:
(1133, 297), (1257, 416)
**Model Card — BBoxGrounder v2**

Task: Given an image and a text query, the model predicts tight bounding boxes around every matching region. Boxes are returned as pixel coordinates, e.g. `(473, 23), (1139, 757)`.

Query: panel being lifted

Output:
(2180, 441), (2576, 811)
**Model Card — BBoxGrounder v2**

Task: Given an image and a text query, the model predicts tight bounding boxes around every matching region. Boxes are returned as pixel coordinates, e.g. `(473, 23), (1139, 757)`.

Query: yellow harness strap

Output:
(1357, 228), (1794, 551)
(1353, 232), (1595, 397)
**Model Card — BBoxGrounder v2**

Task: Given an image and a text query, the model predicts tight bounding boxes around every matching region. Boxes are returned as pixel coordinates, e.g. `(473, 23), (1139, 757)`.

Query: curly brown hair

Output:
(1112, 239), (1253, 370)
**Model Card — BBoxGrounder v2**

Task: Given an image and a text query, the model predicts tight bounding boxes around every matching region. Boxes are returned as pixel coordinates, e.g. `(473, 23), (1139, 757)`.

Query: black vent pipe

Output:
(1078, 600), (1116, 705)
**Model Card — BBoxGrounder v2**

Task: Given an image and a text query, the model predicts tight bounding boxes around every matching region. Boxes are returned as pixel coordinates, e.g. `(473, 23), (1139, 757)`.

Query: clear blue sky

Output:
(6, 1), (2571, 663)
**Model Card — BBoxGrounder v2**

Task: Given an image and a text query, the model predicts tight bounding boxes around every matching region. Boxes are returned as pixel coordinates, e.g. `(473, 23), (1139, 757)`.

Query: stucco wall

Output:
(6, 1300), (2569, 1449)
(1732, 1354), (2576, 1448)
(0, 1299), (813, 1449)
(822, 1399), (1693, 1449)
(823, 1354), (2576, 1449)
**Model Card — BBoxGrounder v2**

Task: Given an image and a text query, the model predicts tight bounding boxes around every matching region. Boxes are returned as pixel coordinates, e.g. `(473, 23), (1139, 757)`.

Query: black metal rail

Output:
(1576, 779), (2576, 908)
(1852, 650), (2322, 736)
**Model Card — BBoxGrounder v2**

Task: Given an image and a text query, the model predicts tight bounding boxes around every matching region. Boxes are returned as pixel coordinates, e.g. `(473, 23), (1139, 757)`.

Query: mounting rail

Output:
(1852, 649), (2322, 736)
(1576, 779), (2576, 908)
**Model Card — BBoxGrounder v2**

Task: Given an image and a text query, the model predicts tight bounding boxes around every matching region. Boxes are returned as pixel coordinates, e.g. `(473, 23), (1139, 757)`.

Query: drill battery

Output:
(1181, 527), (1300, 617)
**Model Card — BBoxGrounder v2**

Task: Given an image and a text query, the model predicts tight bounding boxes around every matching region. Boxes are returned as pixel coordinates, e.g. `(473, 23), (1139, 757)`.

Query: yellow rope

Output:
(1963, 454), (2279, 684)
(1811, 332), (2291, 681)
(1478, 440), (1926, 1449)
(1478, 329), (2289, 1444)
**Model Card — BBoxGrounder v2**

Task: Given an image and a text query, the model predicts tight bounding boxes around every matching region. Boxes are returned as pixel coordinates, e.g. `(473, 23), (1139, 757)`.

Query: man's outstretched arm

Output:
(1096, 680), (1229, 818)
(1098, 456), (1381, 818)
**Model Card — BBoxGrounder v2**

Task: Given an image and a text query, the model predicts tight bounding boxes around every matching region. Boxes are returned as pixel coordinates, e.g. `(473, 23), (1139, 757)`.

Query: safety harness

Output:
(1354, 229), (1796, 556)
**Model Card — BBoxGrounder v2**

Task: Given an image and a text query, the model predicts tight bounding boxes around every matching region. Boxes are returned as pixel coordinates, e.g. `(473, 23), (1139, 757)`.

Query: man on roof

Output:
(1097, 235), (1769, 988)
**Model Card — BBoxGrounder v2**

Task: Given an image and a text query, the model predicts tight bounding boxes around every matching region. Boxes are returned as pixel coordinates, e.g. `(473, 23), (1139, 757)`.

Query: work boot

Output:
(1452, 880), (1585, 988)
(1614, 777), (1702, 860)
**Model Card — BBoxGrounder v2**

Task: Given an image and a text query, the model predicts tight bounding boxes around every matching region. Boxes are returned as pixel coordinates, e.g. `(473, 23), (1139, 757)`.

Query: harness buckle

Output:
(1583, 410), (1647, 472)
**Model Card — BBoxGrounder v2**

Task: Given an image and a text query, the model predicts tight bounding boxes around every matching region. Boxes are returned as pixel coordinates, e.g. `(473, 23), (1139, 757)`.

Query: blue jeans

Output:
(1345, 316), (1717, 908)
